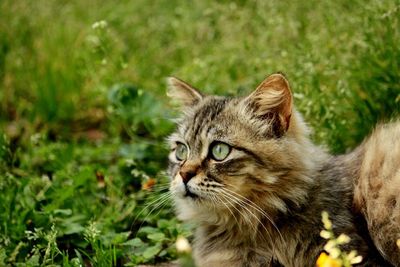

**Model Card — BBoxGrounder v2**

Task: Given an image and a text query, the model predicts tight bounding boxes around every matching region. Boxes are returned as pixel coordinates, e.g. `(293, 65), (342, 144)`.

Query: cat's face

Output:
(167, 74), (310, 221)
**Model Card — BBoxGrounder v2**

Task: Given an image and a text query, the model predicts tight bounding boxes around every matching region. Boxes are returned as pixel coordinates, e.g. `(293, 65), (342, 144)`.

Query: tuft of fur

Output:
(167, 73), (399, 266)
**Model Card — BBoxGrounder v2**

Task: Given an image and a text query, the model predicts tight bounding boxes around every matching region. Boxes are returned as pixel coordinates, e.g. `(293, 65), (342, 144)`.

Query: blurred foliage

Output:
(0, 0), (399, 265)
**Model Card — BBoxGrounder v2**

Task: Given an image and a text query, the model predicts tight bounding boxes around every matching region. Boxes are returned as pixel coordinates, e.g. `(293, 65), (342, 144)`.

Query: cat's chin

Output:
(174, 196), (230, 224)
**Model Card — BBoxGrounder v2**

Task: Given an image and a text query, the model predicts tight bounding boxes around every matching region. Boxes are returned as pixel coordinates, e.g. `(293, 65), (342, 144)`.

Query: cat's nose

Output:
(180, 169), (197, 184)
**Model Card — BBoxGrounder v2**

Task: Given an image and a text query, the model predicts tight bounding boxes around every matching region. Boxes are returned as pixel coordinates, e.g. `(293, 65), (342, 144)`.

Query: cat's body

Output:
(167, 74), (400, 266)
(354, 122), (400, 265)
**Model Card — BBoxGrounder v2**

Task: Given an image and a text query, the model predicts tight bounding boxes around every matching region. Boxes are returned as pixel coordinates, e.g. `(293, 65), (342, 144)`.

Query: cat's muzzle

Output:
(184, 185), (198, 199)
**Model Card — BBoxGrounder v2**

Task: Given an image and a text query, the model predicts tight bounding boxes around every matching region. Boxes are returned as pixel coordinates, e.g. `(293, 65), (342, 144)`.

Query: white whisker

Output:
(131, 192), (172, 234)
(218, 190), (267, 240)
(222, 187), (284, 244)
(219, 189), (282, 248)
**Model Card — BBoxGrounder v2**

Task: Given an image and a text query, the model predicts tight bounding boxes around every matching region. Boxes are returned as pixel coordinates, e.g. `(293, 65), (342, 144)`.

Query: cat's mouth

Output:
(184, 186), (199, 199)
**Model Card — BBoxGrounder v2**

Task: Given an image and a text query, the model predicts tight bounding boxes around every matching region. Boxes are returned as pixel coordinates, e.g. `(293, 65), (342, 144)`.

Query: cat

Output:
(166, 73), (400, 266)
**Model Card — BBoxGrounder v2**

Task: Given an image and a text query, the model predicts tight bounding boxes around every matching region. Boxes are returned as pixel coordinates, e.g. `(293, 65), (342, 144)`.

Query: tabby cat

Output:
(166, 73), (400, 266)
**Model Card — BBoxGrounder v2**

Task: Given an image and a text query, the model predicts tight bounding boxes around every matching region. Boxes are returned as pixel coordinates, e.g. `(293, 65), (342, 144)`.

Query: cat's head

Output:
(167, 74), (316, 223)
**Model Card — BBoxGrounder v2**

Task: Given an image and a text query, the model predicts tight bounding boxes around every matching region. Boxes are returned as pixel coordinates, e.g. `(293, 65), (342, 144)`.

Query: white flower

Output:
(176, 236), (191, 253)
(92, 20), (108, 29)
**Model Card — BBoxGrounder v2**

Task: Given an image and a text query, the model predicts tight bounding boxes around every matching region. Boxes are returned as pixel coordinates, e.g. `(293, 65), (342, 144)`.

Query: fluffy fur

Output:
(167, 73), (400, 266)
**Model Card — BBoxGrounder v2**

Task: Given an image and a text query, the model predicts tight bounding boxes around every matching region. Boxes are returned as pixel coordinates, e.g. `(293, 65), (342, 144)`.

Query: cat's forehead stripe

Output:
(184, 98), (229, 144)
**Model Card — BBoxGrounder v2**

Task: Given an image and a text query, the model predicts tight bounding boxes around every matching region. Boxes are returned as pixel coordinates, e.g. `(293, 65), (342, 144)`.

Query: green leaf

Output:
(147, 232), (165, 242)
(157, 219), (171, 230)
(53, 209), (72, 216)
(142, 244), (162, 259)
(122, 238), (145, 247)
(137, 226), (158, 235)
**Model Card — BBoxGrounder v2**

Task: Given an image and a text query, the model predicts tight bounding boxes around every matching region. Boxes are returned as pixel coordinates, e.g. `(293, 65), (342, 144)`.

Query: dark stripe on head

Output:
(214, 157), (254, 176)
(188, 98), (229, 143)
(231, 145), (266, 167)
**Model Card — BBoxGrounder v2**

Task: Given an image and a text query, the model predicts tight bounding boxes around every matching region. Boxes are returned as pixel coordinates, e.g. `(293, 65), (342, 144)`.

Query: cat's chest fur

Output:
(192, 157), (359, 267)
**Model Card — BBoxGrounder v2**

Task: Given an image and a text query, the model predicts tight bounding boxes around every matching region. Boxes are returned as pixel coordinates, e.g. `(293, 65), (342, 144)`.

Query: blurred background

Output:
(0, 0), (399, 266)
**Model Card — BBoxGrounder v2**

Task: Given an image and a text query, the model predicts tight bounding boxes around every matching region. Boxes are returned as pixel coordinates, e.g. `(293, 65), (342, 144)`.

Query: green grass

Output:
(0, 0), (399, 265)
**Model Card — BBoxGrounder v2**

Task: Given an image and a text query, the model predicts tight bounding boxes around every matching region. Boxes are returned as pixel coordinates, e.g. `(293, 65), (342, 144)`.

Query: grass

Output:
(0, 0), (399, 265)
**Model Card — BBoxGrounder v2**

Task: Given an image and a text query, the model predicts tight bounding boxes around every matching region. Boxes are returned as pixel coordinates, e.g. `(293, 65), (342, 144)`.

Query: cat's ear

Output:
(167, 77), (204, 106)
(246, 73), (293, 134)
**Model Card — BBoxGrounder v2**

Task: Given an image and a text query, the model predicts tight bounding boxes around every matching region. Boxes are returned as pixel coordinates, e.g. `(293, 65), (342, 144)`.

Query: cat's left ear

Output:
(166, 77), (204, 106)
(245, 73), (293, 134)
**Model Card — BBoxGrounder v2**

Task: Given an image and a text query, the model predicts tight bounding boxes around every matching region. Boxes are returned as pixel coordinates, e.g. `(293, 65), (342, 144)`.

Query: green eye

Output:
(175, 142), (188, 161)
(211, 142), (231, 161)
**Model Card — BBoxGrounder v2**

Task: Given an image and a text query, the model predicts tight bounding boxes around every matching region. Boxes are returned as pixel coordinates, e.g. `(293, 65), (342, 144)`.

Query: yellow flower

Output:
(336, 234), (351, 245)
(320, 230), (332, 239)
(322, 211), (332, 230)
(316, 252), (342, 267)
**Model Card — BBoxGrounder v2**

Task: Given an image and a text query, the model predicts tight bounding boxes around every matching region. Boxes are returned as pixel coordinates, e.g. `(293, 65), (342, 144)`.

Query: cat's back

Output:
(354, 121), (400, 265)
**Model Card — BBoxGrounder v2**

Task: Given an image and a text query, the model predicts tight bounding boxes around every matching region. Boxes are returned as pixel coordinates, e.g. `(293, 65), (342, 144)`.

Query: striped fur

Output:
(167, 74), (399, 266)
(353, 122), (400, 265)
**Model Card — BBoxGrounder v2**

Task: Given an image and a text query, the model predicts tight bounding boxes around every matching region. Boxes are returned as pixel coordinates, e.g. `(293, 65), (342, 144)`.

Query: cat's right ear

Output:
(244, 73), (293, 136)
(166, 77), (204, 106)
